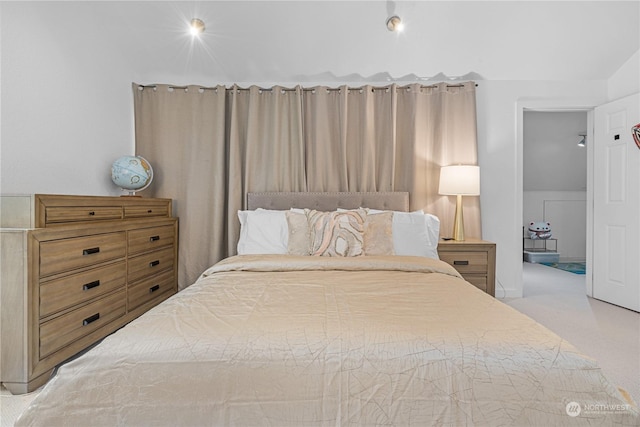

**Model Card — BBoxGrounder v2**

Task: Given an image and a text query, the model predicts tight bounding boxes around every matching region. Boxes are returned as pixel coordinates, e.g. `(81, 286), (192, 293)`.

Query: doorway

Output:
(515, 100), (597, 299)
(522, 110), (588, 274)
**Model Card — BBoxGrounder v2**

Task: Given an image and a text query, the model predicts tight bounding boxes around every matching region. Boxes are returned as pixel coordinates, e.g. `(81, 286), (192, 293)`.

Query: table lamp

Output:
(438, 165), (480, 241)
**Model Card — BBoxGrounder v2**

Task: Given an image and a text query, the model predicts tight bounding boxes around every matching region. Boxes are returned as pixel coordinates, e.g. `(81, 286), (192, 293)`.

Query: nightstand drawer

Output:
(462, 275), (487, 292)
(39, 232), (126, 277)
(128, 269), (175, 311)
(124, 204), (170, 219)
(439, 251), (488, 274)
(128, 225), (175, 255)
(39, 289), (126, 358)
(128, 246), (175, 283)
(45, 206), (123, 225)
(40, 261), (126, 318)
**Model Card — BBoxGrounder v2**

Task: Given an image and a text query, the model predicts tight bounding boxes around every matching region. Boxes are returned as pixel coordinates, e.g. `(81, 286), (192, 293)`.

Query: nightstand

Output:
(437, 238), (496, 296)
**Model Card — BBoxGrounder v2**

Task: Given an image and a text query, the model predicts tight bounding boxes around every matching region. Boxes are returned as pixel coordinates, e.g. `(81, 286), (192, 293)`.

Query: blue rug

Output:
(539, 262), (586, 275)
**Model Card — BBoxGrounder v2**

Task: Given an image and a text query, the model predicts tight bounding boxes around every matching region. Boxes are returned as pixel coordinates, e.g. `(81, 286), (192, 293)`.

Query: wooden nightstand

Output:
(437, 238), (496, 297)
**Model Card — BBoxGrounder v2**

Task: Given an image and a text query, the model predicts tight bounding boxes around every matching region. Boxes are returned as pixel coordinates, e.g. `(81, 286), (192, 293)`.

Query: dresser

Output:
(437, 238), (496, 297)
(0, 194), (178, 394)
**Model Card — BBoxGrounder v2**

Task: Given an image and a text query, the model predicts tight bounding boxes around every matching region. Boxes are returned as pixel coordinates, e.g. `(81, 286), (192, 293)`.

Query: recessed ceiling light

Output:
(386, 16), (404, 32)
(190, 18), (205, 36)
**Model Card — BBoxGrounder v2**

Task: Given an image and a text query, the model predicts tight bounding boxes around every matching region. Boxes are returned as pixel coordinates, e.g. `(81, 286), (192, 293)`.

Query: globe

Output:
(111, 155), (154, 195)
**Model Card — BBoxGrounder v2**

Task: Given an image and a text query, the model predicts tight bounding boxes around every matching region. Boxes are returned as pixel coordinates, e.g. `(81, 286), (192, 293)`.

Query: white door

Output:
(593, 93), (640, 312)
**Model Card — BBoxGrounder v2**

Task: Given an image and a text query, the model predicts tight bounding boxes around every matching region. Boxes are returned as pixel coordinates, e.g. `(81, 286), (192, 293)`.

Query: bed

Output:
(16, 192), (638, 426)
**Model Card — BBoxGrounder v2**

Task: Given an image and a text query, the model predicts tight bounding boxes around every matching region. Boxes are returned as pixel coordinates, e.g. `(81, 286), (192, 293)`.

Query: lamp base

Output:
(452, 194), (465, 241)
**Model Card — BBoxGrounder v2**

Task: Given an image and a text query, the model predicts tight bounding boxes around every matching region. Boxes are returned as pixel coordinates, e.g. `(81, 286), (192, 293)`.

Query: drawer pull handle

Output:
(83, 280), (100, 291)
(82, 313), (100, 326)
(149, 235), (160, 242)
(88, 211), (95, 216)
(149, 260), (160, 267)
(83, 247), (100, 256)
(453, 260), (469, 266)
(149, 284), (160, 293)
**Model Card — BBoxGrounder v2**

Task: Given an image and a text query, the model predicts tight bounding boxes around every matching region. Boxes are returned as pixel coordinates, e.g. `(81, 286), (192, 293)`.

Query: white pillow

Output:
(237, 209), (288, 254)
(368, 209), (440, 259)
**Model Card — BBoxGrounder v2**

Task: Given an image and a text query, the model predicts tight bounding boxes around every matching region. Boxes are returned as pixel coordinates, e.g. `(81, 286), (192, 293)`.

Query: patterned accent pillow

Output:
(285, 211), (311, 255)
(364, 211), (394, 255)
(306, 209), (366, 256)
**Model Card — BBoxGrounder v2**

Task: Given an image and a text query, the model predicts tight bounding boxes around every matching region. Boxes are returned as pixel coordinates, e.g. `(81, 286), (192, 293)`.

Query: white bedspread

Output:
(17, 255), (638, 426)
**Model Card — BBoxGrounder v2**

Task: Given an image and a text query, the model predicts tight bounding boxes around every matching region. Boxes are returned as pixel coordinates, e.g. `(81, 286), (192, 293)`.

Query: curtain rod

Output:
(138, 82), (478, 92)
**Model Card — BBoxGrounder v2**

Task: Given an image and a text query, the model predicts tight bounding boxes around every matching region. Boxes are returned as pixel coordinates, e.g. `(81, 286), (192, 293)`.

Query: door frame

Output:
(516, 98), (601, 297)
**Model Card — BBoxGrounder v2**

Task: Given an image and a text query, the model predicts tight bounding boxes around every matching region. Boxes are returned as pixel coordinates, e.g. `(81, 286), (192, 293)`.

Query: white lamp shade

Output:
(438, 165), (480, 196)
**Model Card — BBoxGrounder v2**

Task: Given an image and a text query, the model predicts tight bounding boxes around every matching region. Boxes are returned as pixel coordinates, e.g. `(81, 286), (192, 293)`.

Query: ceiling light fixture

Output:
(386, 15), (404, 32)
(190, 18), (205, 36)
(578, 134), (586, 147)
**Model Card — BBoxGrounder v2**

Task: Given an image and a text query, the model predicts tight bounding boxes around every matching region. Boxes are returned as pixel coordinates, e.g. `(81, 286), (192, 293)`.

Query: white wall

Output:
(476, 81), (607, 297)
(0, 2), (137, 196)
(608, 49), (640, 101)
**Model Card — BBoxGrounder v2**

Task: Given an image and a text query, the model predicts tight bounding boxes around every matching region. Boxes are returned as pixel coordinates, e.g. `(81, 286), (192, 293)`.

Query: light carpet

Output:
(505, 262), (639, 406)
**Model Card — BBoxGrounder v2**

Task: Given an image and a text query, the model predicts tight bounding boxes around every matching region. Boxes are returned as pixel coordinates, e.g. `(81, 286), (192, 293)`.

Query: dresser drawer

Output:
(128, 246), (175, 283)
(128, 269), (175, 311)
(40, 261), (126, 318)
(39, 232), (126, 277)
(124, 204), (169, 219)
(439, 251), (488, 274)
(45, 206), (123, 225)
(128, 225), (175, 255)
(39, 290), (126, 358)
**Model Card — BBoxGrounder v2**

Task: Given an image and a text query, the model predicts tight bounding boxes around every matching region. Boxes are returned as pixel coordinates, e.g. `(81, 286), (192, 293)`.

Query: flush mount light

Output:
(190, 18), (205, 36)
(386, 15), (404, 32)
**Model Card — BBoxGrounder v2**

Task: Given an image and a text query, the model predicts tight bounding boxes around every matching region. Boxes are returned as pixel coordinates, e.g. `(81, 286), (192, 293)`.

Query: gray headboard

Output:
(247, 192), (409, 212)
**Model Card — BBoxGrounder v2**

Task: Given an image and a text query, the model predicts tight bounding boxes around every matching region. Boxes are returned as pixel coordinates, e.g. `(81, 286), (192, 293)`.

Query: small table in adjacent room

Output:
(523, 237), (559, 264)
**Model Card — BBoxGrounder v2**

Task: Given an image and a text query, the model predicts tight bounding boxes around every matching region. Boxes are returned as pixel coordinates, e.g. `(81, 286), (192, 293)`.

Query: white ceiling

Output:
(33, 0), (639, 85)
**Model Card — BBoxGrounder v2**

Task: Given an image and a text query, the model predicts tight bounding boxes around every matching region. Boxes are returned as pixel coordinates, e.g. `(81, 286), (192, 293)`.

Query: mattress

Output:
(17, 255), (638, 426)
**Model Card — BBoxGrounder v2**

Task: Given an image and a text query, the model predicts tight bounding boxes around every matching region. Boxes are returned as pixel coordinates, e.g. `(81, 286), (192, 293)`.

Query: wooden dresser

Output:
(0, 194), (178, 394)
(437, 238), (496, 297)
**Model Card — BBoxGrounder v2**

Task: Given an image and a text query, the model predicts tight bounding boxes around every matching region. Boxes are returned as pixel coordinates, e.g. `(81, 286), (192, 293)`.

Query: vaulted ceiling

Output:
(10, 1), (640, 84)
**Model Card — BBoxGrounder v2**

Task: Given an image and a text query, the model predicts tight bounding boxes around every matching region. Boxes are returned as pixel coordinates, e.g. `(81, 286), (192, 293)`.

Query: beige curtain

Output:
(134, 82), (480, 290)
(225, 85), (307, 255)
(303, 82), (480, 240)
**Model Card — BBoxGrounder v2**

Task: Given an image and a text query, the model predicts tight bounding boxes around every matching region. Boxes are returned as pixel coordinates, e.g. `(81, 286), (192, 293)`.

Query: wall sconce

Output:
(190, 18), (205, 36)
(386, 15), (404, 32)
(438, 165), (480, 241)
(578, 134), (586, 147)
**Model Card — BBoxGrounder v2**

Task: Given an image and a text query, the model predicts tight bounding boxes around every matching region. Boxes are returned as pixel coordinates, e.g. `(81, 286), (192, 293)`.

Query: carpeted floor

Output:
(505, 262), (640, 406)
(539, 261), (586, 274)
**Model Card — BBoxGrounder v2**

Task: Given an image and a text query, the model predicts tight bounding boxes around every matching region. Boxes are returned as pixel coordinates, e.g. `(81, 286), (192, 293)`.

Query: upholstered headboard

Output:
(247, 192), (409, 212)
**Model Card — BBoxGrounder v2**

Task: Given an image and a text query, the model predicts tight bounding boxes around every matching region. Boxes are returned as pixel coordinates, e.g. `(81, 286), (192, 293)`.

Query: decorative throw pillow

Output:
(364, 211), (394, 255)
(368, 209), (440, 259)
(306, 209), (366, 257)
(285, 211), (311, 255)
